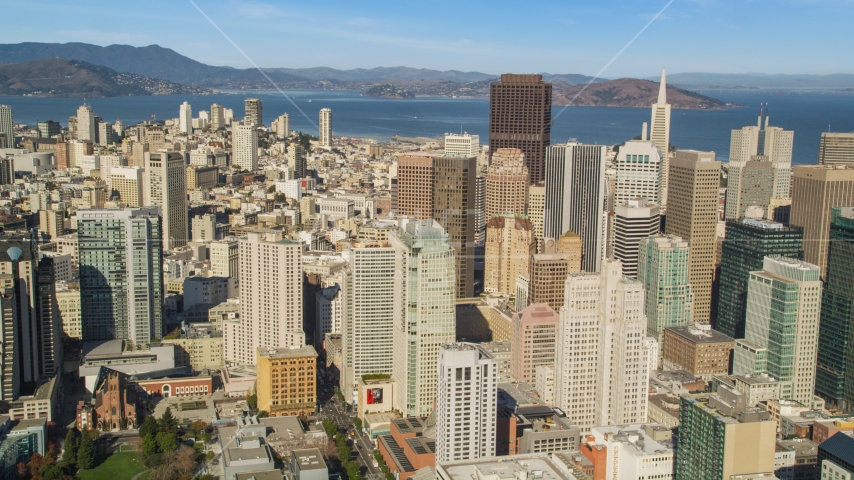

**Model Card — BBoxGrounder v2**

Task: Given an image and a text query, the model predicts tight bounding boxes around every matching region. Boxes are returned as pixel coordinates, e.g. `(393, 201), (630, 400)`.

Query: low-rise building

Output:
(775, 438), (818, 480)
(161, 323), (224, 372)
(437, 453), (581, 480)
(662, 324), (734, 380)
(378, 417), (436, 480)
(256, 346), (318, 417)
(0, 416), (47, 479)
(583, 424), (675, 480)
(79, 340), (187, 393)
(291, 448), (328, 480)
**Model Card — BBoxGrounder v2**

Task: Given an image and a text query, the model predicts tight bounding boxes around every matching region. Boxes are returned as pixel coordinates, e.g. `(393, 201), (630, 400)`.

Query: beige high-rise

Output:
(110, 167), (144, 207)
(486, 148), (528, 219)
(528, 233), (582, 311)
(528, 183), (545, 251)
(790, 165), (854, 277)
(144, 152), (188, 249)
(485, 214), (535, 295)
(664, 150), (720, 323)
(818, 132), (854, 166)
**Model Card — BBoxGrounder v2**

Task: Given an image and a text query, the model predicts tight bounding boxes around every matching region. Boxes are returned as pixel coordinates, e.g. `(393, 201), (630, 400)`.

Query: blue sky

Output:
(2, 0), (853, 76)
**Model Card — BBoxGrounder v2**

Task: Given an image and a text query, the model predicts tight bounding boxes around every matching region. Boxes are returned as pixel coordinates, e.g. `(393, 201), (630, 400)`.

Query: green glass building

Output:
(816, 207), (854, 411)
(716, 219), (803, 339)
(637, 234), (693, 348)
(78, 208), (163, 345)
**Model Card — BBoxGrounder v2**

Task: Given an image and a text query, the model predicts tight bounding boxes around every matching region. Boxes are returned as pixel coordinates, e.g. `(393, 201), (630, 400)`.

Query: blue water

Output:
(3, 89), (854, 164)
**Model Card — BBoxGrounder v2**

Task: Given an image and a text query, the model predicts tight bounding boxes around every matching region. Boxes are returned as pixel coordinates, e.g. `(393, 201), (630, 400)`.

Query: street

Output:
(317, 382), (384, 480)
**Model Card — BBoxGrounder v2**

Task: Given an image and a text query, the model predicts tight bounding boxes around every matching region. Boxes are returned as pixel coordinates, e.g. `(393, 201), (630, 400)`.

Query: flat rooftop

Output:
(665, 326), (734, 344)
(292, 448), (327, 470)
(256, 345), (318, 359)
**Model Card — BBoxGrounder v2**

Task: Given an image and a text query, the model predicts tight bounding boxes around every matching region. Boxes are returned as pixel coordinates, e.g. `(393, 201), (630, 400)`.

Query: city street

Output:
(317, 383), (383, 479)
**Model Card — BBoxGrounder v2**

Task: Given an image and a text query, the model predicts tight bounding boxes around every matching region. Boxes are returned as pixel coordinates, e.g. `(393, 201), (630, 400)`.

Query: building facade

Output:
(638, 235), (694, 347)
(256, 345), (317, 417)
(484, 215), (535, 295)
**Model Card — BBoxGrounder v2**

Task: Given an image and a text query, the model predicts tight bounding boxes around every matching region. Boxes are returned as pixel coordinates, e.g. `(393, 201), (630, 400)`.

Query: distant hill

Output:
(0, 58), (211, 97)
(664, 72), (854, 89)
(552, 78), (731, 109)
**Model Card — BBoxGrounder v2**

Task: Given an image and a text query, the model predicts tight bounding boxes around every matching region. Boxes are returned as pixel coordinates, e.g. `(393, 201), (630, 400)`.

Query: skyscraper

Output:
(511, 304), (559, 384)
(273, 113), (290, 138)
(78, 208), (163, 345)
(340, 243), (396, 402)
(733, 257), (821, 406)
(664, 150), (721, 323)
(485, 148), (529, 219)
(244, 98), (262, 126)
(649, 68), (671, 210)
(179, 101), (192, 134)
(319, 108), (332, 147)
(790, 165), (854, 278)
(444, 133), (480, 157)
(724, 156), (775, 220)
(489, 74), (552, 183)
(397, 155), (477, 298)
(818, 132), (854, 166)
(0, 105), (12, 149)
(37, 120), (61, 139)
(716, 219), (803, 339)
(144, 151), (188, 249)
(544, 143), (607, 272)
(436, 343), (497, 463)
(815, 208), (854, 411)
(224, 231), (304, 365)
(233, 122), (258, 171)
(528, 183), (545, 251)
(613, 198), (660, 278)
(484, 214), (535, 295)
(76, 104), (96, 142)
(111, 167), (145, 207)
(390, 220), (457, 416)
(638, 235), (694, 347)
(728, 106), (794, 204)
(210, 104), (225, 130)
(528, 233), (582, 311)
(555, 259), (653, 431)
(614, 140), (663, 208)
(288, 144), (306, 179)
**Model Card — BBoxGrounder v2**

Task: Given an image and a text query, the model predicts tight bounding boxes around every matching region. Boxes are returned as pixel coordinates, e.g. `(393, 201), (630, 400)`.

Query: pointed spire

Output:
(657, 67), (667, 104)
(764, 103), (770, 129)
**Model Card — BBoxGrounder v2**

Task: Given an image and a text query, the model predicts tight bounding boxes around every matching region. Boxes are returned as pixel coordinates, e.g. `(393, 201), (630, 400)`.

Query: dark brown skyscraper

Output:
(489, 74), (552, 184)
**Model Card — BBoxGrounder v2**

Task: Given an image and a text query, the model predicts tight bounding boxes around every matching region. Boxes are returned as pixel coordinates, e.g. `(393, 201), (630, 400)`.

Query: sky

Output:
(2, 0), (853, 77)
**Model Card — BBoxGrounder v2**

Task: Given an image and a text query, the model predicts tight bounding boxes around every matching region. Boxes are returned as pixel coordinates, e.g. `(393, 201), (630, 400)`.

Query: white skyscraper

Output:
(179, 101), (192, 134)
(614, 139), (663, 208)
(444, 132), (480, 157)
(436, 343), (497, 463)
(233, 122), (258, 171)
(0, 105), (13, 149)
(319, 108), (332, 147)
(272, 113), (290, 138)
(390, 220), (457, 416)
(210, 104), (225, 130)
(340, 244), (396, 401)
(649, 68), (671, 211)
(77, 104), (96, 142)
(224, 231), (304, 365)
(555, 259), (653, 432)
(544, 142), (607, 272)
(144, 151), (188, 250)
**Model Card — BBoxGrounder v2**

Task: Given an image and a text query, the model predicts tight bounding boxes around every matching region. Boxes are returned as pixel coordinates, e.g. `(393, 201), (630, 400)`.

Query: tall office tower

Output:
(818, 132), (854, 166)
(287, 144), (306, 179)
(486, 148), (529, 219)
(638, 235), (693, 347)
(544, 143), (607, 272)
(397, 155), (477, 298)
(233, 122), (258, 172)
(223, 108), (234, 125)
(244, 98), (262, 126)
(528, 234), (582, 311)
(111, 167), (145, 207)
(319, 108), (332, 147)
(55, 142), (69, 170)
(224, 231), (304, 365)
(664, 150), (720, 323)
(790, 165), (854, 278)
(649, 68), (671, 157)
(489, 74), (552, 183)
(272, 113), (290, 137)
(474, 171), (487, 246)
(444, 132), (480, 157)
(733, 257), (821, 405)
(0, 285), (19, 400)
(37, 120), (61, 139)
(77, 208), (163, 345)
(179, 101), (192, 134)
(339, 243), (395, 401)
(210, 239), (239, 279)
(614, 140), (663, 208)
(528, 183), (545, 251)
(511, 304), (559, 384)
(35, 255), (63, 377)
(76, 103), (96, 142)
(0, 158), (13, 185)
(816, 208), (854, 411)
(724, 156), (775, 220)
(144, 151), (188, 250)
(210, 104), (224, 130)
(0, 105), (12, 148)
(613, 198), (661, 278)
(555, 259), (652, 431)
(729, 106), (794, 202)
(675, 391), (776, 480)
(484, 214), (535, 294)
(436, 343), (497, 463)
(99, 122), (116, 146)
(390, 221), (457, 416)
(716, 219), (803, 339)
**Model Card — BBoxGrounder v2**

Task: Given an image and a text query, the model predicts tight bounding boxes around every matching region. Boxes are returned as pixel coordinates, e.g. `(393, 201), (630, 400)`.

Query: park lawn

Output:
(75, 452), (147, 480)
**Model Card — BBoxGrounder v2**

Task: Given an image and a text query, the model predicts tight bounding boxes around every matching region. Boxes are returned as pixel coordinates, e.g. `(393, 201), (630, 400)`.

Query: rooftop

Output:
(665, 325), (734, 344)
(292, 448), (327, 470)
(257, 345), (318, 359)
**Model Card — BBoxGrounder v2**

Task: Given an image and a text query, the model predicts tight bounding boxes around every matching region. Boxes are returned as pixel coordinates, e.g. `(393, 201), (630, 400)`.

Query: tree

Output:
(353, 417), (362, 431)
(322, 420), (338, 438)
(76, 430), (95, 470)
(41, 464), (64, 480)
(159, 408), (178, 433)
(267, 185), (276, 193)
(247, 393), (258, 410)
(62, 430), (78, 466)
(139, 415), (159, 439)
(200, 432), (211, 444)
(156, 432), (178, 452)
(143, 434), (158, 457)
(256, 410), (269, 419)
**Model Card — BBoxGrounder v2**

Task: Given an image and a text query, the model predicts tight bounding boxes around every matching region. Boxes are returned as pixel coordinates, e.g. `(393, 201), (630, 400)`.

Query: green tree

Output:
(159, 408), (178, 433)
(139, 415), (159, 438)
(62, 430), (78, 466)
(143, 433), (158, 457)
(267, 185), (276, 193)
(247, 393), (258, 410)
(256, 410), (269, 418)
(353, 417), (362, 431)
(76, 430), (95, 470)
(322, 420), (337, 438)
(40, 463), (64, 480)
(156, 432), (178, 452)
(200, 432), (212, 444)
